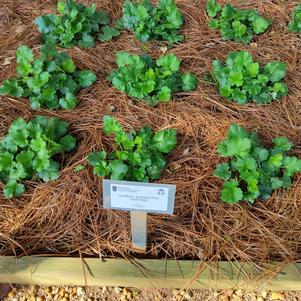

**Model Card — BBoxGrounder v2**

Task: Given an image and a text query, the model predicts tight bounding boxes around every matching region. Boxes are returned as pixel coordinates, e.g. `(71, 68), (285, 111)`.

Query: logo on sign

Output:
(157, 189), (165, 195)
(112, 186), (117, 192)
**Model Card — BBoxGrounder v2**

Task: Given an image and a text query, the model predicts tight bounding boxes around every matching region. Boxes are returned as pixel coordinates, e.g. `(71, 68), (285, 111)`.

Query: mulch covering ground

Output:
(0, 0), (301, 265)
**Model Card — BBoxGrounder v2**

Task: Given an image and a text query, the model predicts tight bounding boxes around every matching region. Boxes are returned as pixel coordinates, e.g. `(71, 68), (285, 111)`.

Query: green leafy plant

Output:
(121, 0), (184, 43)
(0, 43), (96, 110)
(108, 52), (197, 106)
(214, 124), (301, 204)
(87, 115), (177, 182)
(289, 4), (301, 33)
(207, 0), (271, 44)
(0, 116), (76, 198)
(35, 0), (120, 48)
(211, 50), (288, 104)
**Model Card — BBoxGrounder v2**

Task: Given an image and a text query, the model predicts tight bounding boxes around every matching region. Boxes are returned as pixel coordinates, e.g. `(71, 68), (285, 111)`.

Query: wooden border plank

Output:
(0, 257), (300, 290)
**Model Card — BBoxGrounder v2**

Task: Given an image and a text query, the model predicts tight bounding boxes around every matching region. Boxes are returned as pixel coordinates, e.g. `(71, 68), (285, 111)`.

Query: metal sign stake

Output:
(130, 211), (147, 251)
(103, 179), (176, 252)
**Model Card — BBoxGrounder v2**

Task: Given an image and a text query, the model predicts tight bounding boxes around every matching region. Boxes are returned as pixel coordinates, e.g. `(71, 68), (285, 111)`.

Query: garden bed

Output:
(0, 0), (301, 269)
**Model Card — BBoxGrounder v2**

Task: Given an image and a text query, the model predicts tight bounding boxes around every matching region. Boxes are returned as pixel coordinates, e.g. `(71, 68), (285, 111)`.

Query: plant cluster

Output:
(0, 116), (76, 198)
(87, 115), (177, 182)
(108, 52), (197, 106)
(207, 0), (271, 44)
(214, 124), (301, 204)
(121, 0), (184, 43)
(289, 4), (301, 33)
(35, 0), (120, 48)
(0, 43), (96, 110)
(211, 50), (288, 104)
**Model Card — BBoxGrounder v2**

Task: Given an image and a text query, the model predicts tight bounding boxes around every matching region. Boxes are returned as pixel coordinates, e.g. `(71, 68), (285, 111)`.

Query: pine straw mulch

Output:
(0, 0), (301, 266)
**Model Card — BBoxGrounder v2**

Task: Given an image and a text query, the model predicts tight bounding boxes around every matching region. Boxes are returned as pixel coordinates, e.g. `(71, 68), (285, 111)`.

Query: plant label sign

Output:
(103, 180), (176, 251)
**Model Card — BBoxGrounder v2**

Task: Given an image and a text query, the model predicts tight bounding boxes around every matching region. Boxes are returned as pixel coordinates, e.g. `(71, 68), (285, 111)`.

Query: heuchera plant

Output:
(0, 42), (96, 110)
(214, 124), (301, 204)
(34, 0), (120, 48)
(289, 4), (301, 33)
(88, 115), (177, 182)
(0, 116), (76, 198)
(207, 0), (271, 44)
(211, 50), (288, 104)
(121, 0), (184, 43)
(108, 52), (197, 106)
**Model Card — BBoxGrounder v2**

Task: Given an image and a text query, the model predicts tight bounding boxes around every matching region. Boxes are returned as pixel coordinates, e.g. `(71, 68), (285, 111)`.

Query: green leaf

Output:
(232, 20), (247, 38)
(122, 0), (183, 43)
(103, 115), (123, 134)
(9, 119), (29, 147)
(59, 93), (77, 109)
(74, 164), (85, 172)
(216, 123), (301, 204)
(16, 45), (34, 63)
(212, 50), (288, 104)
(116, 52), (133, 67)
(60, 134), (76, 151)
(32, 151), (50, 172)
(221, 180), (243, 203)
(225, 138), (251, 157)
(16, 150), (34, 170)
(57, 1), (65, 14)
(264, 62), (288, 83)
(254, 147), (269, 162)
(253, 17), (270, 34)
(214, 163), (231, 180)
(87, 115), (177, 182)
(0, 80), (24, 97)
(3, 182), (25, 199)
(109, 160), (128, 180)
(61, 58), (76, 73)
(207, 0), (222, 18)
(157, 86), (171, 102)
(78, 70), (97, 88)
(181, 73), (197, 92)
(273, 137), (292, 151)
(271, 177), (284, 190)
(34, 14), (57, 34)
(283, 157), (301, 177)
(153, 129), (177, 153)
(289, 5), (301, 33)
(87, 151), (107, 166)
(157, 54), (181, 72)
(37, 161), (60, 181)
(228, 71), (244, 87)
(268, 153), (283, 168)
(17, 60), (33, 77)
(109, 52), (196, 106)
(0, 152), (14, 171)
(0, 116), (75, 198)
(99, 26), (120, 42)
(207, 3), (271, 44)
(78, 32), (95, 48)
(247, 63), (259, 78)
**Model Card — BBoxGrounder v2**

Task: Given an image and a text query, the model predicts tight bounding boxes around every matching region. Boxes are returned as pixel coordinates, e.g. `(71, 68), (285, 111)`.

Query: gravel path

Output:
(1, 285), (300, 301)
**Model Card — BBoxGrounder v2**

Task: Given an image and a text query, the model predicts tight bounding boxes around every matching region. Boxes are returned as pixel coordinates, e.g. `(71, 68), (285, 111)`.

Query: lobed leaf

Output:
(211, 50), (288, 104)
(215, 124), (301, 204)
(0, 44), (96, 110)
(87, 116), (177, 182)
(109, 52), (197, 106)
(0, 116), (76, 199)
(35, 0), (119, 48)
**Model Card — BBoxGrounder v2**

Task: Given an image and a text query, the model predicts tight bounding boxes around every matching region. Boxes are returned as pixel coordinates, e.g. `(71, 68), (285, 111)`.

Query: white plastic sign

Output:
(103, 180), (176, 214)
(103, 179), (176, 251)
